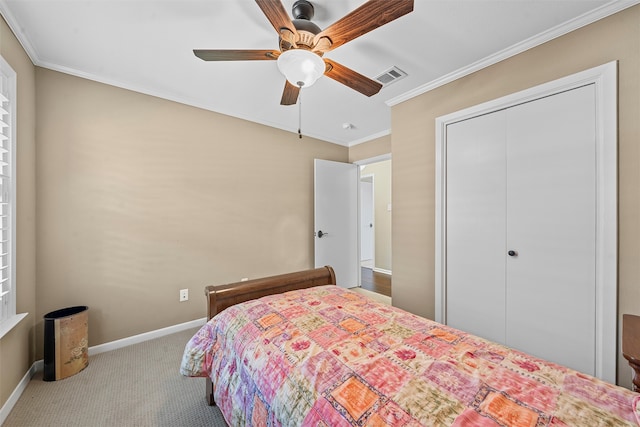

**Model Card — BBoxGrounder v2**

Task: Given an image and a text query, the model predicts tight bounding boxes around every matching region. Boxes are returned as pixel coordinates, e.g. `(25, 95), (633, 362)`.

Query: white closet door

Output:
(505, 85), (596, 374)
(445, 84), (597, 376)
(445, 111), (507, 345)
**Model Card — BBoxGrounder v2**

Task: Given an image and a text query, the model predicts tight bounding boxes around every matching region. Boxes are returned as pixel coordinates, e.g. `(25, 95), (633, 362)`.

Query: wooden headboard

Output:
(204, 265), (336, 320)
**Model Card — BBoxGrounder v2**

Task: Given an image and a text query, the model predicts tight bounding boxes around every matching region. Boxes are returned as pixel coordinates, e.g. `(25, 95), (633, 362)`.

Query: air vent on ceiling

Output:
(375, 66), (407, 87)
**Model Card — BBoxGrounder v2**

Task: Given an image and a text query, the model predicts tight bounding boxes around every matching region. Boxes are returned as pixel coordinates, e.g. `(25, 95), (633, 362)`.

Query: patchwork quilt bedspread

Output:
(181, 285), (640, 426)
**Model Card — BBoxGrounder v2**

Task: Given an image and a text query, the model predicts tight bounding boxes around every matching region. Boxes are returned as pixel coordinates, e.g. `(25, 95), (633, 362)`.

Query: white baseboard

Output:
(0, 317), (207, 424)
(88, 317), (206, 356)
(0, 360), (38, 425)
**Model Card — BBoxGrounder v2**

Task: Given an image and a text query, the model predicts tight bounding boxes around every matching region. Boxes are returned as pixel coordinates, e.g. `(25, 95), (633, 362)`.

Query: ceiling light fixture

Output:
(277, 49), (325, 139)
(277, 49), (325, 88)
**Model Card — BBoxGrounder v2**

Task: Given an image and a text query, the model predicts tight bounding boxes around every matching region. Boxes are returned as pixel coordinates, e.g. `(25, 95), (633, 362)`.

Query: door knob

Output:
(317, 230), (328, 238)
(508, 250), (518, 257)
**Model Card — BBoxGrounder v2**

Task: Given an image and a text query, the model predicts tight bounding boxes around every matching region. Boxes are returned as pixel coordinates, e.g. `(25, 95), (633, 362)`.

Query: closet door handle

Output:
(508, 250), (518, 257)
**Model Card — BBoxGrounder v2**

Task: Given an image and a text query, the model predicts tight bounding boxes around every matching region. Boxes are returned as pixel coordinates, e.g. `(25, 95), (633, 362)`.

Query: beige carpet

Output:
(350, 286), (392, 306)
(4, 328), (227, 427)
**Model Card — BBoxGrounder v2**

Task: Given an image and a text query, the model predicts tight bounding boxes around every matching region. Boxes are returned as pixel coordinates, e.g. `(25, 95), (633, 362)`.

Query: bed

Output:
(181, 266), (640, 426)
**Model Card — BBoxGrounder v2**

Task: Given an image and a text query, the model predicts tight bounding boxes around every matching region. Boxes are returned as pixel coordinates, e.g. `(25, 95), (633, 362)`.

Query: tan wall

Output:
(35, 68), (347, 358)
(391, 5), (640, 387)
(348, 134), (391, 163)
(0, 17), (37, 409)
(361, 160), (391, 271)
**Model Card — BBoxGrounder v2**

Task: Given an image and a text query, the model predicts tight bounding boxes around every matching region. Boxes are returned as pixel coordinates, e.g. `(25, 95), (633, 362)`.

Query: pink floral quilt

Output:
(181, 285), (640, 426)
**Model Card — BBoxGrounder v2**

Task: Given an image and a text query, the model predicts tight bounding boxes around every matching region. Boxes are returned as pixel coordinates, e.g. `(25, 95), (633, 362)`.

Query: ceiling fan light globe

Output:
(277, 49), (325, 88)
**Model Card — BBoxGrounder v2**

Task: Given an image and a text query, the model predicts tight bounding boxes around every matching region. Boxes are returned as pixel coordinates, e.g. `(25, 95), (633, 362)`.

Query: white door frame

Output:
(354, 153), (391, 166)
(355, 154), (391, 275)
(435, 61), (617, 382)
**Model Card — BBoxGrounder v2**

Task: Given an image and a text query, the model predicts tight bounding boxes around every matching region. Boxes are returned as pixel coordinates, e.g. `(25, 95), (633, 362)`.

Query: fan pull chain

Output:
(298, 83), (303, 139)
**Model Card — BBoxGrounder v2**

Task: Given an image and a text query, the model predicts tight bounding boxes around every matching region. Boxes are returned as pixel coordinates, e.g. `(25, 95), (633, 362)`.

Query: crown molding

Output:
(3, 1), (636, 145)
(0, 1), (39, 64)
(386, 0), (640, 107)
(347, 128), (391, 147)
(32, 57), (353, 146)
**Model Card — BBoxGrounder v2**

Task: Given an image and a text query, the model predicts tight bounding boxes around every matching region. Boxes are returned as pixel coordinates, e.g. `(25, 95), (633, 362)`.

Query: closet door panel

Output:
(505, 85), (596, 375)
(445, 111), (507, 344)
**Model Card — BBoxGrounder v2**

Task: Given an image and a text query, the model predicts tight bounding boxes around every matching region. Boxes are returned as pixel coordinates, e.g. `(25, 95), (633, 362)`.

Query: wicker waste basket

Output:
(43, 306), (89, 381)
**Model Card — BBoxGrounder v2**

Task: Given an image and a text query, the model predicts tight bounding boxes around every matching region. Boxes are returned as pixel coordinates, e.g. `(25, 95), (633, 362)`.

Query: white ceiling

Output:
(0, 0), (633, 146)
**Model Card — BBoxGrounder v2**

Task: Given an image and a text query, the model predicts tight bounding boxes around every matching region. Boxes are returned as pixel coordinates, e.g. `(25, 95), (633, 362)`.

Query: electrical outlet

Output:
(179, 289), (189, 302)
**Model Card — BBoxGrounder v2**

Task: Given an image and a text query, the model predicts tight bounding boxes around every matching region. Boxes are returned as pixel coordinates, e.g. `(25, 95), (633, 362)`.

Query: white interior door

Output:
(445, 110), (507, 345)
(360, 179), (374, 262)
(314, 159), (359, 288)
(504, 85), (596, 374)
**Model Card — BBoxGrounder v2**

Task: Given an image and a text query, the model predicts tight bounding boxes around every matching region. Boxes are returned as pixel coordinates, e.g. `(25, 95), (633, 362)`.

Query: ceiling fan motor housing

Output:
(282, 0), (322, 50)
(292, 0), (314, 21)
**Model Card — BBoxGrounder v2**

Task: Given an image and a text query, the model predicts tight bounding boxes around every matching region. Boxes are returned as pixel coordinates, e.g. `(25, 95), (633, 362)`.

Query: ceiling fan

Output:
(193, 0), (414, 106)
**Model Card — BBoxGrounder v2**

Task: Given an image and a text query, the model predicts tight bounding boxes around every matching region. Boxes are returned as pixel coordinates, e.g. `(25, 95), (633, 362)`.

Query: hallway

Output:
(360, 267), (391, 297)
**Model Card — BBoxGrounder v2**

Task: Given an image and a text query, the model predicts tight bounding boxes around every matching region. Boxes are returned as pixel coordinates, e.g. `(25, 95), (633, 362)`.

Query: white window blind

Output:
(0, 55), (15, 326)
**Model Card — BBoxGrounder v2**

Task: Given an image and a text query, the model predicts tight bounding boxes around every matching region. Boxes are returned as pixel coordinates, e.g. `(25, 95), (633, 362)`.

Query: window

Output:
(0, 55), (19, 337)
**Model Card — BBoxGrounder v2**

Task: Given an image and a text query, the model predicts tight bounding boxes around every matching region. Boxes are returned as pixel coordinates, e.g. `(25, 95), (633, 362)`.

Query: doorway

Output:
(313, 156), (392, 298)
(356, 156), (392, 298)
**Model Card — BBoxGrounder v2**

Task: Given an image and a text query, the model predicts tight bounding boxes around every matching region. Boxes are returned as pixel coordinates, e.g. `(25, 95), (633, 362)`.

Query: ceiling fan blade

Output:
(194, 49), (279, 61)
(255, 0), (297, 35)
(314, 0), (413, 52)
(280, 80), (300, 105)
(324, 59), (382, 97)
